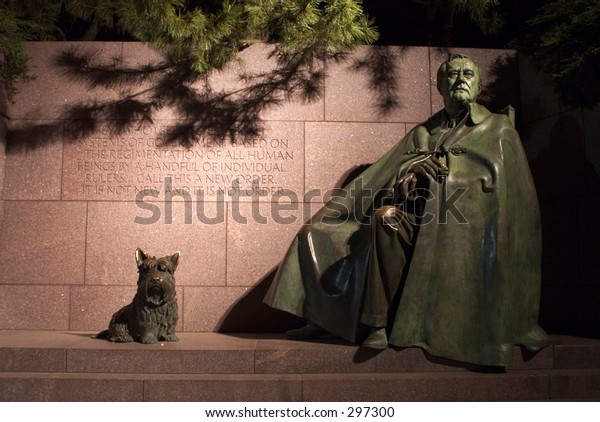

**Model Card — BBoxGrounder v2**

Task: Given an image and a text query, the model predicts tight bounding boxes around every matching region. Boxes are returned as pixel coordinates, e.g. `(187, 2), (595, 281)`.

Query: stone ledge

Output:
(1, 331), (598, 401)
(0, 331), (598, 374)
(1, 369), (599, 401)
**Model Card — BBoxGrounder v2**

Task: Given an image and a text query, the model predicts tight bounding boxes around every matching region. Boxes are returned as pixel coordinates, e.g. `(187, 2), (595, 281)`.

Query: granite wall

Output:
(520, 56), (600, 338)
(0, 43), (519, 332)
(0, 52), (7, 228)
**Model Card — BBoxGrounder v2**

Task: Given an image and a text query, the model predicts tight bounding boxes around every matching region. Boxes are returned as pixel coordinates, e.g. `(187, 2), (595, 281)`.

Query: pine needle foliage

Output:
(0, 0), (378, 97)
(0, 0), (61, 96)
(517, 0), (600, 108)
(455, 0), (502, 35)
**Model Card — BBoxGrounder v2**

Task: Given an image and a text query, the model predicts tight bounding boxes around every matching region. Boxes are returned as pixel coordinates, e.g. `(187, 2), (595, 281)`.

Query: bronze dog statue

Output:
(96, 248), (180, 344)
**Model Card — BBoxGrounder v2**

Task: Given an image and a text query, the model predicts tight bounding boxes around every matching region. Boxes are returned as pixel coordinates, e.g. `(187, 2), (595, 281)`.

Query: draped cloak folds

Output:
(264, 103), (554, 367)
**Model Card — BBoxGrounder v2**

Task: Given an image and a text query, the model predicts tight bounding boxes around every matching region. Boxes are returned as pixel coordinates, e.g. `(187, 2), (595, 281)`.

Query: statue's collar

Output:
(429, 102), (491, 134)
(468, 102), (491, 124)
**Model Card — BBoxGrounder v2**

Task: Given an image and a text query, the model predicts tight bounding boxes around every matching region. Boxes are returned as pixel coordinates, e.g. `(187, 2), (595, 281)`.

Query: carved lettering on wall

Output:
(62, 121), (304, 201)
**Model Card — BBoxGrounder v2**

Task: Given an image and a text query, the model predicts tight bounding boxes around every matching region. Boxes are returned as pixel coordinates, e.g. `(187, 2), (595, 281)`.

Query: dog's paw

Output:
(109, 335), (134, 343)
(160, 334), (179, 342)
(140, 334), (159, 344)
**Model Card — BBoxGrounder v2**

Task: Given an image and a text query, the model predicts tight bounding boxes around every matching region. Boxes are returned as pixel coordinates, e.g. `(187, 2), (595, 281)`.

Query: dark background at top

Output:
(56, 0), (553, 49)
(362, 0), (551, 48)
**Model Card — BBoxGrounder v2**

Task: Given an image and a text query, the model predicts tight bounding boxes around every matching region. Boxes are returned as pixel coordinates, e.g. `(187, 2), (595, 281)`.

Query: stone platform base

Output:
(0, 331), (598, 401)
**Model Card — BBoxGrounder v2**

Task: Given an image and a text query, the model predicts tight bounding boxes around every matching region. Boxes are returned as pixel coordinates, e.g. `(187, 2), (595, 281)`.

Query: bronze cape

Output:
(264, 103), (553, 367)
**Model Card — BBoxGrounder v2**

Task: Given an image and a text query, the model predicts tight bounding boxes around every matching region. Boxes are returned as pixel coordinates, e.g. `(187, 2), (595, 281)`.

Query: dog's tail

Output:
(94, 329), (109, 339)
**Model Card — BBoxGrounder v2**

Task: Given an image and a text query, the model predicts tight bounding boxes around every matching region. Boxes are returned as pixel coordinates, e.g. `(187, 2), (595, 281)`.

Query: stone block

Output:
(549, 369), (600, 400)
(69, 285), (183, 332)
(255, 338), (377, 374)
(208, 43), (325, 122)
(0, 201), (86, 285)
(8, 42), (124, 120)
(325, 46), (431, 123)
(84, 201), (226, 287)
(0, 112), (6, 221)
(0, 373), (143, 401)
(0, 285), (70, 330)
(553, 338), (600, 369)
(226, 201), (305, 287)
(67, 333), (254, 374)
(216, 285), (306, 333)
(0, 331), (78, 372)
(0, 348), (66, 373)
(305, 122), (405, 201)
(60, 120), (304, 202)
(143, 374), (303, 401)
(183, 286), (251, 332)
(3, 120), (63, 200)
(301, 372), (549, 401)
(118, 43), (178, 121)
(376, 347), (463, 373)
(376, 345), (553, 373)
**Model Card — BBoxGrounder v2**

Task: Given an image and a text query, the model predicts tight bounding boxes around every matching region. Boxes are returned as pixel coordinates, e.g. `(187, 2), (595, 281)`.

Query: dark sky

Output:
(363, 0), (553, 48)
(60, 0), (554, 49)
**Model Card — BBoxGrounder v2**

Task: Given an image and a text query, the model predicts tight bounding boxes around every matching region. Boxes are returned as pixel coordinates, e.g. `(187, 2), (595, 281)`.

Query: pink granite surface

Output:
(182, 286), (251, 332)
(0, 92), (6, 221)
(1, 332), (597, 400)
(0, 285), (70, 330)
(325, 46), (431, 123)
(0, 43), (520, 332)
(8, 42), (124, 120)
(226, 202), (305, 287)
(60, 120), (305, 202)
(84, 201), (226, 287)
(69, 285), (184, 332)
(208, 43), (325, 123)
(304, 122), (405, 200)
(301, 372), (550, 401)
(3, 121), (64, 200)
(0, 201), (86, 285)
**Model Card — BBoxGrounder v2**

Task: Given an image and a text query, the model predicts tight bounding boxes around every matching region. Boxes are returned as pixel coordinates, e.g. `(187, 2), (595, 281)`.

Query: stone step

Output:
(1, 331), (598, 374)
(1, 369), (599, 401)
(0, 331), (598, 401)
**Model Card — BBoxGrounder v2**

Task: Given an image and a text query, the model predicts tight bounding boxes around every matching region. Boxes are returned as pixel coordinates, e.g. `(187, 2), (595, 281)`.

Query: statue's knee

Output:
(373, 205), (406, 232)
(374, 205), (400, 220)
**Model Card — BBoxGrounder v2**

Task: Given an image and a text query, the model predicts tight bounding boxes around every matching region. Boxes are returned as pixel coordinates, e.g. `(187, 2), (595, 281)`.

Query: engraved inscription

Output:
(62, 121), (304, 201)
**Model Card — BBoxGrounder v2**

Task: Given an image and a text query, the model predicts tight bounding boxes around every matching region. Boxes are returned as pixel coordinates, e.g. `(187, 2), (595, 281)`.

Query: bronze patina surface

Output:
(265, 54), (554, 368)
(96, 248), (180, 344)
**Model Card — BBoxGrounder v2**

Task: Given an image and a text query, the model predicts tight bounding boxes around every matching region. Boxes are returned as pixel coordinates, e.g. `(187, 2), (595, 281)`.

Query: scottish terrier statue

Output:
(96, 248), (180, 344)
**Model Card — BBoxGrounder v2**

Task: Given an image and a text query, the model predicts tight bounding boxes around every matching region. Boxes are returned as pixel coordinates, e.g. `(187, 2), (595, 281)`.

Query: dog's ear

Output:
(135, 248), (148, 268)
(170, 251), (180, 272)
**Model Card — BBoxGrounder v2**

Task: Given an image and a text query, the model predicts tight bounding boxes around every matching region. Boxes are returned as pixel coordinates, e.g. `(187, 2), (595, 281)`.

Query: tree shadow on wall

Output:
(7, 45), (328, 150)
(478, 53), (522, 125)
(6, 45), (412, 151)
(217, 163), (371, 334)
(8, 45), (521, 151)
(349, 45), (404, 117)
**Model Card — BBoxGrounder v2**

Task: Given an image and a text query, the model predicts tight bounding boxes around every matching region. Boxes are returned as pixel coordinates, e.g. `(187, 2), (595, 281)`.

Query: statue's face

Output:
(439, 58), (481, 109)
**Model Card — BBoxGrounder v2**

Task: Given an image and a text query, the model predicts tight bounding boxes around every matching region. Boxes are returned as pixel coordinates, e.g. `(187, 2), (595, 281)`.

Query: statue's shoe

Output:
(285, 323), (329, 340)
(361, 328), (388, 350)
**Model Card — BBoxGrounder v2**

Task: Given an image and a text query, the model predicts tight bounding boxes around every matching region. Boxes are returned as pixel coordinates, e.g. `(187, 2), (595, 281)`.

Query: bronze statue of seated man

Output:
(265, 54), (554, 368)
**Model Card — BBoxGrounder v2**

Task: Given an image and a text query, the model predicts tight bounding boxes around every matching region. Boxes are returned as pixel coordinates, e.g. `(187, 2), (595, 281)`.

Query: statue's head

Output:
(436, 54), (482, 114)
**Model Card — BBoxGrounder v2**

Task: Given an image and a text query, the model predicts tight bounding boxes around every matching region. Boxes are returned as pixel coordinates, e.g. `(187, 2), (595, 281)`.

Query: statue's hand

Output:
(396, 156), (448, 200)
